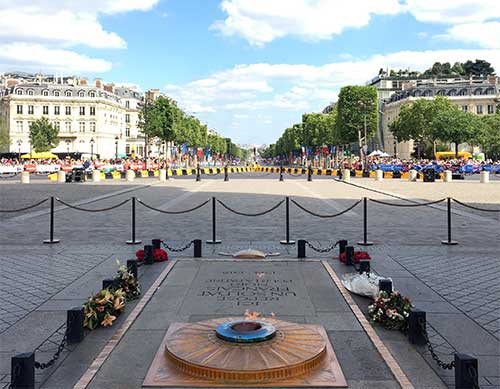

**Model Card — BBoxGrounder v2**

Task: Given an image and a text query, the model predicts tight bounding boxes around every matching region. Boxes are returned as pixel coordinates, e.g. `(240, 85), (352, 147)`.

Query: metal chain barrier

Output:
(369, 198), (446, 207)
(56, 198), (130, 212)
(216, 199), (284, 217)
(34, 321), (69, 370)
(452, 198), (500, 213)
(137, 198), (210, 214)
(0, 198), (48, 213)
(304, 240), (338, 253)
(418, 318), (455, 370)
(291, 199), (361, 218)
(161, 240), (194, 252)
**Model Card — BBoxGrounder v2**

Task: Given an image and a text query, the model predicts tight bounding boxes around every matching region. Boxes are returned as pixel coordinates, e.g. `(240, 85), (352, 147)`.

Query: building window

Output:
(126, 144), (130, 154)
(65, 121), (72, 132)
(79, 106), (85, 115)
(65, 106), (71, 115)
(43, 105), (49, 115)
(53, 121), (60, 130)
(90, 122), (96, 133)
(137, 144), (144, 156)
(42, 90), (49, 96)
(17, 105), (23, 114)
(28, 105), (34, 114)
(54, 106), (60, 115)
(16, 89), (23, 95)
(78, 90), (85, 97)
(476, 105), (483, 115)
(89, 91), (96, 97)
(79, 122), (85, 133)
(487, 104), (494, 114)
(125, 127), (130, 137)
(125, 101), (130, 109)
(16, 121), (23, 132)
(27, 89), (34, 96)
(125, 114), (130, 123)
(462, 105), (468, 112)
(65, 90), (72, 97)
(90, 106), (96, 116)
(54, 90), (60, 96)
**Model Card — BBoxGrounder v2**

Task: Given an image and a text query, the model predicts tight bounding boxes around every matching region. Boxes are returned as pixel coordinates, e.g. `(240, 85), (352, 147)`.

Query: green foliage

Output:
(391, 59), (495, 78)
(29, 117), (59, 152)
(336, 85), (378, 144)
(0, 119), (10, 151)
(207, 133), (227, 155)
(140, 96), (180, 142)
(477, 114), (500, 159)
(463, 59), (495, 77)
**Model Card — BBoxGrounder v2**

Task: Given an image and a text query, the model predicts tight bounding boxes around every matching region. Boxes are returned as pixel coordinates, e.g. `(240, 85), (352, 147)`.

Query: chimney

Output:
(104, 83), (115, 94)
(95, 78), (103, 89)
(80, 78), (88, 86)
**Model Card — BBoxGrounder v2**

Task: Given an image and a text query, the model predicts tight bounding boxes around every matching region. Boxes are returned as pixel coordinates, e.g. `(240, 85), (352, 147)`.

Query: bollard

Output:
(196, 164), (201, 182)
(279, 163), (284, 182)
(408, 309), (426, 346)
(441, 197), (458, 245)
(194, 239), (202, 257)
(152, 239), (161, 250)
(342, 169), (350, 183)
(92, 169), (101, 182)
(144, 245), (154, 265)
(378, 279), (393, 294)
(443, 170), (452, 183)
(338, 240), (348, 256)
(10, 352), (35, 389)
(21, 171), (30, 184)
(454, 354), (478, 389)
(358, 260), (370, 274)
(43, 196), (60, 244)
(57, 170), (66, 183)
(375, 169), (383, 181)
(126, 197), (141, 245)
(297, 239), (306, 258)
(126, 169), (135, 182)
(362, 170), (370, 178)
(480, 170), (489, 183)
(224, 165), (229, 182)
(408, 169), (417, 182)
(358, 197), (373, 246)
(159, 168), (167, 182)
(206, 197), (221, 244)
(280, 197), (295, 245)
(102, 279), (115, 290)
(307, 165), (312, 182)
(345, 246), (354, 266)
(127, 259), (138, 280)
(66, 307), (85, 344)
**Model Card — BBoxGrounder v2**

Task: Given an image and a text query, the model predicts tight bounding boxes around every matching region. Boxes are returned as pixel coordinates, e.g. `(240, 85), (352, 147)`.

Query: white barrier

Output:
(21, 171), (30, 184)
(126, 170), (135, 182)
(57, 170), (66, 183)
(408, 170), (417, 181)
(342, 169), (350, 183)
(443, 170), (452, 183)
(159, 169), (167, 182)
(375, 170), (383, 181)
(0, 166), (23, 174)
(92, 170), (101, 182)
(480, 171), (490, 183)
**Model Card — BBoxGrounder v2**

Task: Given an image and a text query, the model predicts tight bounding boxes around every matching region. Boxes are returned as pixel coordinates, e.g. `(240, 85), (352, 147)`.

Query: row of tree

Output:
(387, 59), (495, 78)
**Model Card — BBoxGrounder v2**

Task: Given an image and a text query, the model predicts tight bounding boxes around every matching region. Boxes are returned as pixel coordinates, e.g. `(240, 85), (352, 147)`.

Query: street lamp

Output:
(17, 139), (22, 161)
(90, 137), (95, 160)
(115, 136), (119, 160)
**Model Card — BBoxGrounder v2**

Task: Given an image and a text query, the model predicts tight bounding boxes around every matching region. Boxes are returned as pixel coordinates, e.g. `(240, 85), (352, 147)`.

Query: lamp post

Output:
(17, 139), (22, 161)
(115, 136), (119, 160)
(358, 100), (374, 173)
(90, 137), (95, 160)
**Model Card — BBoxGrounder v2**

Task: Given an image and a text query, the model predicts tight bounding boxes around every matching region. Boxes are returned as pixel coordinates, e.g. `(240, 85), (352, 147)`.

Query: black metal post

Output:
(206, 197), (221, 244)
(127, 259), (138, 280)
(43, 196), (60, 244)
(10, 352), (35, 389)
(338, 239), (347, 256)
(194, 239), (202, 257)
(358, 260), (370, 274)
(279, 162), (284, 182)
(152, 239), (161, 250)
(408, 309), (426, 346)
(224, 165), (229, 182)
(454, 354), (478, 389)
(102, 279), (114, 289)
(66, 307), (85, 344)
(126, 197), (141, 245)
(441, 197), (458, 245)
(144, 244), (154, 265)
(307, 165), (312, 181)
(379, 279), (393, 294)
(345, 246), (354, 265)
(297, 239), (306, 258)
(280, 196), (295, 244)
(196, 163), (201, 182)
(358, 197), (373, 246)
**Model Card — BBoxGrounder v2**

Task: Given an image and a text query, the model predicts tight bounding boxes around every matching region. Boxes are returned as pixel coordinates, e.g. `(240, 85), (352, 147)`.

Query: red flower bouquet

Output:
(135, 249), (144, 262)
(135, 249), (168, 262)
(338, 251), (371, 264)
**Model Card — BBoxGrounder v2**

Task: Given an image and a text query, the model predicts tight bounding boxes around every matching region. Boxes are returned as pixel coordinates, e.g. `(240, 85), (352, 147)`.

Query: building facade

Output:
(0, 75), (145, 159)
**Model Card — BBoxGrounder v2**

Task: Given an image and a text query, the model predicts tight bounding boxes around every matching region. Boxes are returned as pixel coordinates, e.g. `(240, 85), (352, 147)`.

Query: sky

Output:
(1, 0), (500, 145)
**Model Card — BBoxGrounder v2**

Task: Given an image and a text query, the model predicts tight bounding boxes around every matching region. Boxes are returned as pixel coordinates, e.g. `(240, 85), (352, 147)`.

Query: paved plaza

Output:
(0, 174), (499, 388)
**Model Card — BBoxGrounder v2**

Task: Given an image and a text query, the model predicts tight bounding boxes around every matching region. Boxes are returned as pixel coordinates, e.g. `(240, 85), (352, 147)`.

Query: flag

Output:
(301, 145), (306, 156)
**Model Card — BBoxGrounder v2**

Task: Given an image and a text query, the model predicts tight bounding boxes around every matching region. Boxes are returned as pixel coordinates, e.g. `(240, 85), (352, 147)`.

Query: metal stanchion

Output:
(152, 239), (161, 250)
(102, 279), (114, 289)
(379, 279), (393, 294)
(194, 239), (202, 257)
(43, 196), (60, 244)
(357, 197), (373, 246)
(196, 164), (201, 182)
(126, 197), (141, 245)
(279, 162), (284, 182)
(206, 197), (221, 244)
(345, 246), (354, 265)
(224, 165), (229, 182)
(338, 239), (347, 256)
(307, 165), (312, 181)
(441, 197), (458, 245)
(454, 354), (478, 389)
(280, 196), (295, 245)
(297, 239), (306, 258)
(408, 309), (426, 345)
(144, 245), (154, 265)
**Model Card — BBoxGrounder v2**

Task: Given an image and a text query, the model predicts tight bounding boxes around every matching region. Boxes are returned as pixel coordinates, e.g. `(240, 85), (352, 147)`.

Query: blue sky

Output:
(1, 0), (500, 144)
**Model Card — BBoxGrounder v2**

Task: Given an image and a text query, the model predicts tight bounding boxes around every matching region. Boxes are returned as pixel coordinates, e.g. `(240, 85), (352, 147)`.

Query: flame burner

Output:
(215, 319), (276, 343)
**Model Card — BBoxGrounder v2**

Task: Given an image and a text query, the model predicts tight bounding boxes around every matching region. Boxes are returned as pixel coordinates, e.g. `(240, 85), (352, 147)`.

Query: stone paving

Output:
(0, 175), (499, 388)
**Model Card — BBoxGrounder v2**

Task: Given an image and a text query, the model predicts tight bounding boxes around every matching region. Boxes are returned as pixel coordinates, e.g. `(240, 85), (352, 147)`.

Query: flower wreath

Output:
(368, 290), (412, 331)
(135, 248), (169, 262)
(338, 251), (371, 264)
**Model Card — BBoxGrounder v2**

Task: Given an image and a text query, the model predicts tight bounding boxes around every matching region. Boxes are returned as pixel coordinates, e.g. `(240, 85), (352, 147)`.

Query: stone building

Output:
(0, 75), (145, 159)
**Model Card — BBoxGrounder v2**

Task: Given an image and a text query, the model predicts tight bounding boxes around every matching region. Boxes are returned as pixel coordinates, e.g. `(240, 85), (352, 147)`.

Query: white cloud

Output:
(234, 114), (250, 118)
(211, 0), (402, 46)
(0, 43), (112, 73)
(439, 22), (500, 49)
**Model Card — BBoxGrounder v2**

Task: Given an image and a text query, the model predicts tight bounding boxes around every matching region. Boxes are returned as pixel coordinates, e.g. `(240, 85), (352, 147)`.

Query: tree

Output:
(335, 85), (378, 146)
(29, 118), (59, 152)
(463, 59), (495, 77)
(0, 119), (10, 151)
(477, 115), (500, 159)
(433, 108), (478, 157)
(140, 96), (181, 142)
(451, 62), (465, 76)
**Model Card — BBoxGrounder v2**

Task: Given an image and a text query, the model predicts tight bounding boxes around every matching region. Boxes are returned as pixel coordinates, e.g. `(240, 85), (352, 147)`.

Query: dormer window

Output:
(27, 89), (34, 96)
(65, 90), (72, 97)
(89, 91), (96, 98)
(42, 90), (49, 96)
(54, 90), (60, 96)
(16, 89), (23, 95)
(78, 90), (85, 97)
